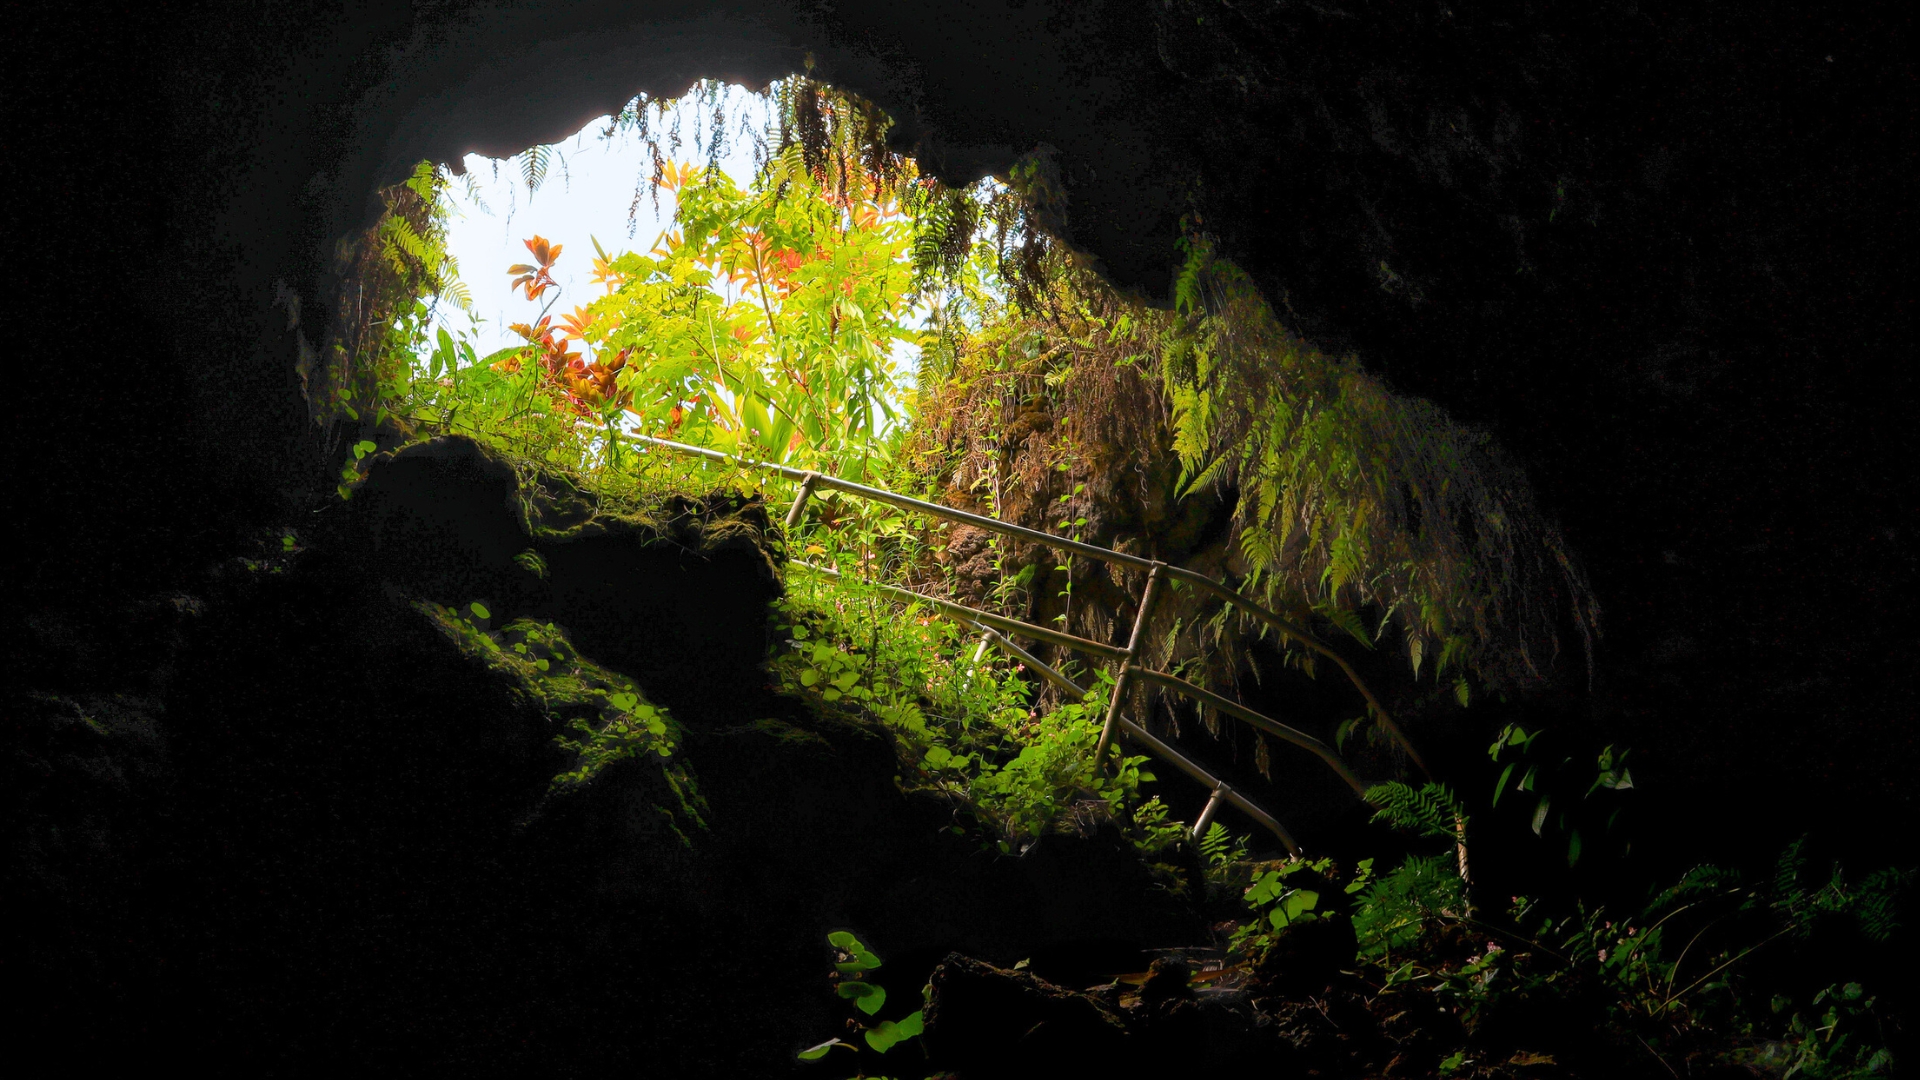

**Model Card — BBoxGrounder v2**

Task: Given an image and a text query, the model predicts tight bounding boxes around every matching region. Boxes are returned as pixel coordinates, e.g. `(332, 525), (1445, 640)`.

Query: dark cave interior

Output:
(6, 0), (1914, 1074)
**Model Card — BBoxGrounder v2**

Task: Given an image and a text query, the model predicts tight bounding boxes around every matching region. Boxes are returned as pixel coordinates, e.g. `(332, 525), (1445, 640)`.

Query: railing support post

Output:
(1191, 781), (1231, 840)
(783, 472), (820, 531)
(963, 629), (993, 684)
(1094, 562), (1164, 770)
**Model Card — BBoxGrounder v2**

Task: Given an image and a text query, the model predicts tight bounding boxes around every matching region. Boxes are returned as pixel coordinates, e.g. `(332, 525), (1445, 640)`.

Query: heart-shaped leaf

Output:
(835, 981), (886, 1015)
(864, 1021), (901, 1053)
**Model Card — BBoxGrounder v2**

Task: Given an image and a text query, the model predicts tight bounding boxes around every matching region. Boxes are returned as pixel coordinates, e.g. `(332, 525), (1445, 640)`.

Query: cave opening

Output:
(327, 69), (1576, 864)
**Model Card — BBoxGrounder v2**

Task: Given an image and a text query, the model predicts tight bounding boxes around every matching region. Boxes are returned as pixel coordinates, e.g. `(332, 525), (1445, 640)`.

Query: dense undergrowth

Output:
(312, 77), (1907, 1076)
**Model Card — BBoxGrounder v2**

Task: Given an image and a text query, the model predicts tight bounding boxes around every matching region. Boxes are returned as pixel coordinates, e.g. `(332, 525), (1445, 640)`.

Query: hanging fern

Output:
(519, 144), (551, 196)
(1160, 236), (1599, 690)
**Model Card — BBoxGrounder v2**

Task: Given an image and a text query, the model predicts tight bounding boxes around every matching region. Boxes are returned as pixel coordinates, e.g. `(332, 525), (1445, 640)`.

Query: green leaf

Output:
(609, 692), (640, 712)
(924, 745), (952, 768)
(799, 668), (820, 687)
(795, 1038), (845, 1061)
(1531, 794), (1552, 837)
(896, 1009), (924, 1038)
(836, 981), (886, 1015)
(353, 440), (378, 460)
(468, 601), (491, 621)
(827, 931), (860, 950)
(834, 948), (882, 973)
(864, 1021), (901, 1053)
(1279, 889), (1320, 924)
(1492, 763), (1516, 807)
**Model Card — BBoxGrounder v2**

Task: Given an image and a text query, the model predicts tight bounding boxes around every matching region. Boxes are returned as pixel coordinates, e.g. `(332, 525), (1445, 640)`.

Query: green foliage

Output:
(801, 931), (927, 1070)
(1161, 236), (1598, 690)
(318, 160), (470, 441)
(1351, 855), (1462, 958)
(1197, 821), (1249, 869)
(1750, 983), (1896, 1079)
(1366, 781), (1469, 845)
(1230, 856), (1374, 959)
(416, 603), (704, 839)
(1327, 841), (1908, 1069)
(772, 573), (1177, 859)
(581, 155), (920, 480)
(1488, 722), (1635, 866)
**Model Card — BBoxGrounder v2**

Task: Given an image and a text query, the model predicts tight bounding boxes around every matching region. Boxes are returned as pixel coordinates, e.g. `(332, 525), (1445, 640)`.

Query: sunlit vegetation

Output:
(316, 76), (1907, 1078)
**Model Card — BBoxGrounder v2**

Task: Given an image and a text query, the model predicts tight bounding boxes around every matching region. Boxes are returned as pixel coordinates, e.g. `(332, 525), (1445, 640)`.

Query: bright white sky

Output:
(430, 84), (775, 358)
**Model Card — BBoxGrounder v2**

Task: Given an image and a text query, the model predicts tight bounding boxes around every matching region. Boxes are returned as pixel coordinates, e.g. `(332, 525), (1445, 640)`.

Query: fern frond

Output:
(459, 171), (492, 216)
(1366, 781), (1467, 844)
(520, 144), (551, 196)
(1856, 867), (1914, 943)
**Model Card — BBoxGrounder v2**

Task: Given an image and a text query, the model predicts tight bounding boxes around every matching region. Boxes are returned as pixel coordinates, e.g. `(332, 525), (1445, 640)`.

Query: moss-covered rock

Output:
(6, 433), (1209, 1073)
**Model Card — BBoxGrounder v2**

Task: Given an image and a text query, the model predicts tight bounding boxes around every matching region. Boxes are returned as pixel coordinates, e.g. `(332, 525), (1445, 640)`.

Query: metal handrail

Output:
(789, 562), (1130, 660)
(967, 622), (1301, 853)
(791, 561), (1338, 850)
(629, 433), (1420, 772)
(632, 433), (1407, 847)
(630, 434), (1159, 569)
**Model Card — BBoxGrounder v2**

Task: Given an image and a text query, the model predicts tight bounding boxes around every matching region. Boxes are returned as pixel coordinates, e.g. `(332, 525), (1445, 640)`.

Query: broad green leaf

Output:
(864, 1021), (901, 1053)
(795, 1039), (844, 1061)
(469, 601), (491, 620)
(827, 931), (860, 950)
(836, 981), (886, 1015)
(1279, 889), (1320, 924)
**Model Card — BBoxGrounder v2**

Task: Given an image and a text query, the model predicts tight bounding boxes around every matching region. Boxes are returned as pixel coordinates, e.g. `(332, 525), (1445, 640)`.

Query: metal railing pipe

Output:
(967, 623), (1092, 701)
(783, 472), (820, 530)
(1094, 563), (1164, 769)
(1128, 667), (1369, 797)
(1190, 783), (1230, 840)
(1161, 566), (1429, 780)
(970, 623), (1301, 855)
(788, 562), (1131, 660)
(629, 434), (1158, 570)
(631, 433), (1418, 777)
(1113, 716), (1299, 855)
